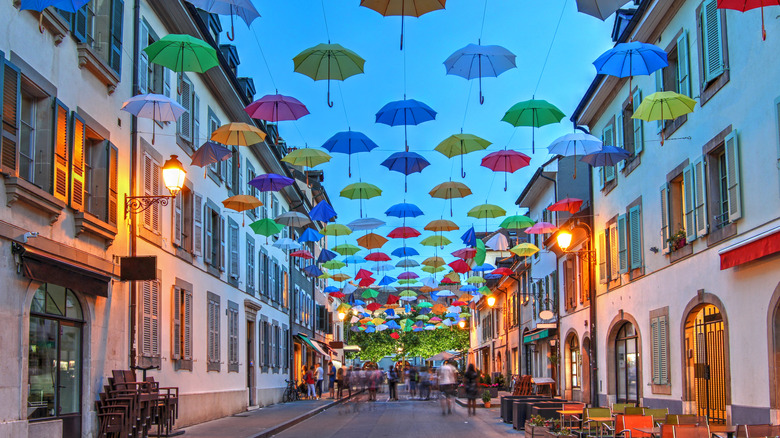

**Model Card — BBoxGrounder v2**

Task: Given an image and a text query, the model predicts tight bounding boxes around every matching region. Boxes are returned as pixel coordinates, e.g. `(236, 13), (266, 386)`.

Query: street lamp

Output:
(556, 231), (573, 251)
(338, 311), (346, 321)
(487, 295), (496, 307)
(458, 320), (466, 329)
(125, 155), (186, 218)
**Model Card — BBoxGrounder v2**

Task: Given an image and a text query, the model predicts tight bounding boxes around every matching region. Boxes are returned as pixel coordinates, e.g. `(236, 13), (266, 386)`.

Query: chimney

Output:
(237, 77), (256, 101)
(219, 44), (240, 76)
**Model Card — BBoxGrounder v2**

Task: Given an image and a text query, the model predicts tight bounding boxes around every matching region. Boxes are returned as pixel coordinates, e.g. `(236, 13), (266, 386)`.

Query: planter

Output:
(525, 423), (548, 438)
(541, 431), (575, 438)
(484, 401), (492, 408)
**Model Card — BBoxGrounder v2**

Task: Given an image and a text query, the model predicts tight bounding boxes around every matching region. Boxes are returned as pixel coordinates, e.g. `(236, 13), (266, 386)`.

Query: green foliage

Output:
(481, 389), (492, 403)
(346, 324), (469, 363)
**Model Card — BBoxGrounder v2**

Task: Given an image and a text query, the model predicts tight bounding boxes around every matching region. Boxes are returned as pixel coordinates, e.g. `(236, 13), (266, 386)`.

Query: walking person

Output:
(388, 366), (398, 401)
(336, 365), (344, 399)
(438, 360), (457, 415)
(328, 361), (337, 399)
(419, 367), (430, 400)
(409, 366), (418, 399)
(464, 364), (479, 416)
(305, 366), (316, 400)
(315, 363), (324, 399)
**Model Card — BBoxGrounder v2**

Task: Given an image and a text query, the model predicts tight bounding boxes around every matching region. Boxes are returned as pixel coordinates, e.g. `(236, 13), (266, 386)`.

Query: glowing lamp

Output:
(557, 231), (573, 251)
(458, 320), (466, 329)
(338, 311), (346, 321)
(487, 295), (496, 307)
(162, 155), (186, 196)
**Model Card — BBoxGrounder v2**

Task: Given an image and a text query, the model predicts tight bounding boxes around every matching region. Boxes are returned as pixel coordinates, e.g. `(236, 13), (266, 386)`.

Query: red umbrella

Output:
(452, 247), (477, 259)
(398, 271), (419, 280)
(390, 332), (400, 339)
(480, 149), (531, 191)
(365, 252), (391, 262)
(366, 302), (382, 312)
(244, 94), (310, 122)
(451, 300), (468, 306)
(355, 269), (373, 280)
(548, 197), (583, 214)
(330, 291), (345, 298)
(449, 259), (471, 273)
(387, 294), (400, 305)
(492, 267), (513, 276)
(290, 249), (314, 259)
(359, 277), (375, 287)
(718, 0), (780, 40)
(440, 277), (457, 284)
(388, 226), (421, 239)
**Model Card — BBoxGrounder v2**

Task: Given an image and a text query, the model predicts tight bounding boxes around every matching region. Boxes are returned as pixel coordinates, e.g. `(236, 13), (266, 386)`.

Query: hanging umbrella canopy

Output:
(332, 243), (361, 255)
(429, 181), (472, 216)
(144, 34), (219, 73)
(358, 233), (388, 250)
(290, 249), (313, 259)
(475, 239), (486, 265)
(485, 232), (509, 251)
(244, 94), (309, 122)
(21, 0), (88, 12)
(303, 264), (324, 277)
(299, 228), (324, 243)
(525, 222), (558, 234)
(348, 217), (386, 231)
(502, 99), (566, 153)
(309, 201), (337, 222)
(444, 44), (517, 105)
(379, 275), (397, 286)
(321, 130), (379, 177)
(190, 141), (232, 169)
(340, 182), (382, 199)
(420, 235), (451, 247)
(392, 246), (419, 257)
(365, 252), (391, 262)
(211, 122), (267, 146)
(510, 243), (540, 257)
(631, 91), (696, 145)
(331, 273), (351, 282)
(121, 94), (186, 144)
(481, 149), (532, 191)
(322, 260), (346, 270)
(492, 267), (513, 276)
(718, 0), (780, 40)
(422, 256), (446, 268)
(435, 133), (491, 177)
(425, 219), (458, 232)
(466, 276), (486, 284)
(452, 247), (477, 259)
(222, 195), (263, 212)
(549, 198), (584, 214)
(249, 218), (285, 237)
(422, 265), (446, 273)
(275, 211), (311, 228)
(362, 288), (379, 299)
(360, 0), (446, 49)
(185, 0), (260, 40)
(375, 98), (437, 126)
(576, 0), (631, 20)
(388, 227), (421, 239)
(467, 203), (506, 219)
(396, 259), (420, 268)
(449, 259), (471, 273)
(548, 133), (604, 178)
(593, 42), (668, 78)
(461, 226), (476, 246)
(398, 271), (419, 280)
(500, 215), (535, 230)
(373, 263), (395, 272)
(317, 249), (338, 263)
(380, 151), (431, 191)
(385, 202), (424, 218)
(293, 43), (366, 107)
(472, 263), (495, 272)
(345, 255), (368, 265)
(273, 238), (301, 251)
(581, 145), (631, 167)
(248, 173), (295, 191)
(322, 223), (353, 237)
(281, 148), (332, 168)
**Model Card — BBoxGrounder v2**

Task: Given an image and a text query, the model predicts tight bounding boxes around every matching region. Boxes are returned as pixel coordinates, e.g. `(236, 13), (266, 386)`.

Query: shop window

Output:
(615, 322), (639, 403)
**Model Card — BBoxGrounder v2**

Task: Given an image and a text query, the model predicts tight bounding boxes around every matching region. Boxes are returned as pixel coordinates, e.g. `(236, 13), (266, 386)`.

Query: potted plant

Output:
(526, 414), (547, 438)
(542, 419), (575, 438)
(482, 390), (492, 408)
(668, 229), (687, 251)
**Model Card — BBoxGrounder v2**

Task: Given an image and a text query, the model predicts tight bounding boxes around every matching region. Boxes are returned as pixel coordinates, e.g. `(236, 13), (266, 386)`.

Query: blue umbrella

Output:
(483, 273), (501, 280)
(324, 286), (339, 293)
(321, 130), (379, 177)
(385, 202), (424, 218)
(386, 320), (401, 330)
(365, 326), (376, 333)
(350, 326), (361, 332)
(343, 256), (366, 265)
(190, 141), (232, 172)
(249, 173), (295, 192)
(580, 145), (631, 167)
(460, 285), (478, 292)
(418, 308), (432, 315)
(392, 247), (419, 257)
(317, 249), (337, 263)
(461, 226), (476, 246)
(430, 290), (439, 301)
(384, 308), (396, 317)
(20, 0), (60, 11)
(353, 299), (366, 306)
(380, 151), (431, 192)
(379, 275), (397, 286)
(444, 43), (517, 105)
(298, 228), (323, 243)
(309, 201), (337, 222)
(473, 263), (495, 272)
(303, 264), (323, 277)
(593, 42), (668, 104)
(185, 0), (260, 41)
(375, 99), (437, 127)
(45, 0), (89, 12)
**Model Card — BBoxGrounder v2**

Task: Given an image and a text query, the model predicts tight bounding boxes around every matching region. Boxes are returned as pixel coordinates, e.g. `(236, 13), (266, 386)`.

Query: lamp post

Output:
(556, 221), (598, 407)
(125, 155), (187, 217)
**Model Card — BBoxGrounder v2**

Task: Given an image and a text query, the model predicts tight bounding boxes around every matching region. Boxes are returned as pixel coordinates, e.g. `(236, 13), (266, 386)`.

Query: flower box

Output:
(525, 423), (548, 438)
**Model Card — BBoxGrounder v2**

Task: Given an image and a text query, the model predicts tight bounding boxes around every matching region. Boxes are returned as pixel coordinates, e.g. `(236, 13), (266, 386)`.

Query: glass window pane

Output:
(45, 284), (66, 317)
(58, 324), (81, 415)
(28, 316), (58, 419)
(31, 287), (46, 314)
(65, 291), (83, 321)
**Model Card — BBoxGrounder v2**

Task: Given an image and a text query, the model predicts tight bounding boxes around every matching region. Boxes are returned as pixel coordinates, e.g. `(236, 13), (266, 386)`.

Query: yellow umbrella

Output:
(429, 181), (472, 216)
(281, 148), (333, 185)
(222, 194), (263, 225)
(420, 235), (451, 247)
(434, 133), (491, 178)
(424, 219), (459, 232)
(211, 122), (267, 146)
(331, 273), (351, 282)
(445, 272), (461, 282)
(631, 91), (696, 145)
(422, 256), (446, 268)
(510, 242), (539, 257)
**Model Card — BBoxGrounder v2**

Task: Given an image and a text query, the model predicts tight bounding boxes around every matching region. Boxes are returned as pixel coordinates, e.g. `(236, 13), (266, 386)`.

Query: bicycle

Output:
(283, 379), (300, 403)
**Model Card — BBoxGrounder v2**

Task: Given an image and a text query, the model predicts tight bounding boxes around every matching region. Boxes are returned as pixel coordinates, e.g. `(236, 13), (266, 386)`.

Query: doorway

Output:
(582, 337), (591, 404)
(247, 320), (256, 406)
(685, 304), (727, 423)
(615, 322), (639, 404)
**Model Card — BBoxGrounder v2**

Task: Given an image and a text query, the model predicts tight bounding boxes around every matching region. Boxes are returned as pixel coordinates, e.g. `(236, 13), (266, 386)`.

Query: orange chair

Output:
(671, 425), (710, 438)
(561, 403), (586, 429)
(608, 414), (655, 438)
(736, 425), (780, 438)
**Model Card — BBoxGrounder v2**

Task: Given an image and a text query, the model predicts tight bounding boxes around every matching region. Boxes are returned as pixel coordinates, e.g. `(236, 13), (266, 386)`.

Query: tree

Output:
(346, 325), (469, 363)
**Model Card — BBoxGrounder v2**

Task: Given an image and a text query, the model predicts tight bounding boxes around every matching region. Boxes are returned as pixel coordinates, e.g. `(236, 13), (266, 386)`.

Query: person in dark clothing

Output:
(388, 366), (398, 401)
(464, 363), (479, 416)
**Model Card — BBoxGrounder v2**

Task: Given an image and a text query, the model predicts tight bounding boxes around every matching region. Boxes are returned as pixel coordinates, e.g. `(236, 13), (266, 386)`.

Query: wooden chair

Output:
(577, 407), (613, 438)
(671, 425), (710, 438)
(611, 414), (655, 438)
(561, 403), (586, 429)
(736, 424), (780, 438)
(644, 408), (669, 425)
(625, 407), (645, 415)
(666, 415), (707, 425)
(611, 403), (636, 414)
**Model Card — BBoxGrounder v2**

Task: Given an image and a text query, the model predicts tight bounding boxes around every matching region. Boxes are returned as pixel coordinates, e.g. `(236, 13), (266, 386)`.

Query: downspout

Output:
(539, 172), (558, 393)
(128, 0), (141, 369)
(587, 159), (598, 407)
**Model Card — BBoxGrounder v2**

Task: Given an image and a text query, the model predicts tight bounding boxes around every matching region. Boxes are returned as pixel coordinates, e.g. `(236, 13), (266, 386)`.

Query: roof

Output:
(515, 156), (558, 208)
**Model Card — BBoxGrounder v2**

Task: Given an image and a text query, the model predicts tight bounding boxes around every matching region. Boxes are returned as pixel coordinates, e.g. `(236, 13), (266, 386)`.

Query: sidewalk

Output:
(179, 396), (348, 438)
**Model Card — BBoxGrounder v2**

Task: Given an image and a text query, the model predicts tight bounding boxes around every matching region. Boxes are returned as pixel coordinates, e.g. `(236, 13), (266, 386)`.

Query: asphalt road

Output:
(272, 393), (521, 438)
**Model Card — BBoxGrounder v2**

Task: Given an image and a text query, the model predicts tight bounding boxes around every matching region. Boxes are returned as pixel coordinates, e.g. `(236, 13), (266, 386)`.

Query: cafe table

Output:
(632, 425), (737, 438)
(556, 410), (583, 430)
(587, 416), (615, 438)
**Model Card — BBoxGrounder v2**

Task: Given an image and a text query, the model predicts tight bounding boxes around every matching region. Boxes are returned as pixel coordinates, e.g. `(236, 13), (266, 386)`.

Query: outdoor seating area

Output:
(499, 397), (780, 438)
(95, 370), (179, 438)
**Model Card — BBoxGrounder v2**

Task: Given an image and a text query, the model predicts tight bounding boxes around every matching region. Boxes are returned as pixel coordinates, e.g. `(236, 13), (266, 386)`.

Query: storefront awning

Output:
(14, 243), (111, 297)
(296, 333), (328, 356)
(524, 328), (556, 344)
(719, 226), (780, 270)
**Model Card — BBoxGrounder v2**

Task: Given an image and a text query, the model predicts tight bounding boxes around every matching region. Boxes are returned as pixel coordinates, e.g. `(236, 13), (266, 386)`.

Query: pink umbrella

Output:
(481, 149), (531, 191)
(452, 248), (477, 260)
(365, 252), (391, 262)
(244, 93), (310, 122)
(525, 222), (557, 234)
(398, 271), (419, 280)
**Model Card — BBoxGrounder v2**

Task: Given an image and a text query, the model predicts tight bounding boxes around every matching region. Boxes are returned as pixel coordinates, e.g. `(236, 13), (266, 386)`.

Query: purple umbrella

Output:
(380, 151), (430, 192)
(248, 173), (295, 192)
(244, 94), (309, 122)
(398, 271), (419, 280)
(190, 141), (232, 177)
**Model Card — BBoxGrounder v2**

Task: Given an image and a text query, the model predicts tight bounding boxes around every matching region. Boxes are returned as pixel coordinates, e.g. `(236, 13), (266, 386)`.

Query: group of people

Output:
(300, 361), (339, 400)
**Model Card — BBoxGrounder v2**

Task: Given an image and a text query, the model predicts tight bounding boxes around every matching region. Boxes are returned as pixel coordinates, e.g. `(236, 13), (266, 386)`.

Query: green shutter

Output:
(692, 157), (708, 237)
(72, 4), (88, 43)
(632, 89), (644, 154)
(628, 205), (643, 270)
(683, 164), (697, 242)
(658, 315), (668, 384)
(676, 31), (691, 97)
(109, 0), (124, 75)
(617, 214), (628, 274)
(616, 112), (626, 171)
(598, 167), (605, 189)
(651, 317), (660, 384)
(701, 0), (724, 83)
(724, 130), (742, 222)
(660, 183), (670, 254)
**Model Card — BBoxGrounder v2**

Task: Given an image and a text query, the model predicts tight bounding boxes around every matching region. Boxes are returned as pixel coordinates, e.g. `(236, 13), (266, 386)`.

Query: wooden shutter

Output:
(651, 317), (660, 384)
(598, 167), (605, 189)
(701, 0), (724, 83)
(172, 189), (183, 246)
(632, 89), (643, 154)
(219, 215), (226, 269)
(617, 214), (628, 274)
(563, 259), (573, 310)
(246, 236), (255, 294)
(724, 130), (742, 222)
(693, 157), (709, 237)
(226, 149), (234, 191)
(72, 4), (88, 43)
(163, 68), (171, 98)
(184, 289), (193, 360)
(177, 75), (192, 141)
(204, 206), (213, 264)
(677, 32), (691, 97)
(172, 287), (181, 360)
(628, 206), (643, 270)
(138, 23), (149, 94)
(598, 231), (607, 284)
(683, 164), (697, 242)
(107, 143), (118, 226)
(52, 100), (69, 202)
(69, 114), (86, 212)
(609, 224), (619, 280)
(229, 219), (239, 279)
(192, 93), (200, 148)
(228, 302), (239, 372)
(659, 315), (668, 384)
(142, 153), (159, 231)
(2, 62), (20, 173)
(660, 183), (670, 254)
(615, 111), (626, 171)
(193, 193), (203, 256)
(109, 0), (124, 74)
(141, 280), (159, 357)
(580, 251), (590, 304)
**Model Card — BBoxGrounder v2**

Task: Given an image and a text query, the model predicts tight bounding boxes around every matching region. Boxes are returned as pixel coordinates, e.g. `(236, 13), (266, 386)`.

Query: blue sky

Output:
(229, 1), (616, 276)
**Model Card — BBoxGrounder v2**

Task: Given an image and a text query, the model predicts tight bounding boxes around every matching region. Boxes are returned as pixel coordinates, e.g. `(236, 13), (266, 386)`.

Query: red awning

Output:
(719, 226), (780, 270)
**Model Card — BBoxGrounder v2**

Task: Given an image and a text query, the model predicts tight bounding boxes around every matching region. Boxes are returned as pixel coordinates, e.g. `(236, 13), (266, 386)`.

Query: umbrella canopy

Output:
(372, 263), (395, 272)
(481, 149), (532, 191)
(475, 239), (486, 265)
(185, 0), (260, 40)
(190, 141), (232, 170)
(340, 182), (382, 199)
(321, 130), (379, 177)
(293, 43), (365, 107)
(385, 202), (424, 218)
(422, 265), (446, 273)
(121, 94), (187, 144)
(429, 181), (472, 216)
(322, 223), (353, 237)
(365, 252), (391, 262)
(317, 249), (338, 263)
(444, 43), (517, 105)
(375, 99), (437, 127)
(379, 275), (397, 285)
(581, 145), (631, 167)
(356, 269), (373, 280)
(576, 0), (631, 20)
(398, 271), (419, 280)
(435, 133), (491, 178)
(303, 264), (324, 277)
(360, 0), (447, 49)
(461, 226), (476, 246)
(466, 275), (485, 284)
(549, 198), (584, 214)
(273, 238), (301, 251)
(281, 148), (332, 169)
(299, 228), (324, 243)
(249, 218), (284, 237)
(357, 233), (388, 250)
(248, 173), (295, 191)
(472, 263), (495, 273)
(380, 151), (431, 191)
(21, 0), (88, 12)
(449, 259), (471, 273)
(548, 133), (603, 177)
(525, 222), (558, 234)
(422, 256), (446, 268)
(332, 243), (361, 255)
(388, 227), (421, 239)
(396, 259), (420, 268)
(290, 249), (313, 259)
(632, 91), (696, 145)
(500, 215), (535, 230)
(275, 211), (311, 228)
(322, 260), (346, 270)
(492, 267), (513, 276)
(425, 219), (459, 232)
(510, 243), (540, 257)
(222, 195), (263, 224)
(244, 94), (309, 122)
(348, 217), (386, 231)
(718, 0), (780, 40)
(486, 232), (509, 251)
(331, 273), (351, 282)
(502, 99), (566, 153)
(392, 247), (419, 257)
(144, 34), (219, 74)
(309, 201), (337, 222)
(212, 122), (267, 146)
(467, 203), (506, 220)
(452, 247), (477, 259)
(420, 235), (451, 247)
(593, 42), (668, 78)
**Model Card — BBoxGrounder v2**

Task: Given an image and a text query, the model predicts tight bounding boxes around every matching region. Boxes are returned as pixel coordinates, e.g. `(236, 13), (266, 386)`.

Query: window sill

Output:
(699, 70), (730, 107)
(137, 356), (161, 369)
(74, 211), (117, 248)
(173, 245), (194, 263)
(174, 359), (193, 372)
(602, 178), (618, 196)
(622, 154), (641, 177)
(668, 243), (693, 263)
(651, 383), (672, 395)
(4, 176), (66, 225)
(138, 226), (162, 248)
(76, 43), (119, 95)
(662, 114), (687, 140)
(206, 264), (223, 279)
(176, 135), (195, 157)
(40, 9), (69, 45)
(707, 222), (738, 247)
(207, 363), (221, 372)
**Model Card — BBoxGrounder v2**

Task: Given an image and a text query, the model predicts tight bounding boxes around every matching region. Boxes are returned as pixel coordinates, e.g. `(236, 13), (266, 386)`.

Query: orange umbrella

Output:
(222, 195), (263, 225)
(424, 219), (459, 232)
(422, 256), (446, 268)
(357, 232), (388, 250)
(431, 303), (447, 315)
(211, 122), (267, 146)
(331, 273), (351, 282)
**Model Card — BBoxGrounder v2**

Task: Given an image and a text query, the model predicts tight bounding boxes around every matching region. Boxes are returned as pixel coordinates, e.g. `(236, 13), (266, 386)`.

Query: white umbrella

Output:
(486, 232), (509, 251)
(275, 211), (311, 228)
(548, 133), (604, 178)
(575, 0), (630, 20)
(121, 93), (186, 144)
(273, 238), (301, 251)
(347, 217), (386, 231)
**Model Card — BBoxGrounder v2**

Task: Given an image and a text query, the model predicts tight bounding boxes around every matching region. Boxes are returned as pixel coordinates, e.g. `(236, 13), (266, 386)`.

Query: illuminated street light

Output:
(487, 295), (496, 307)
(557, 231), (573, 251)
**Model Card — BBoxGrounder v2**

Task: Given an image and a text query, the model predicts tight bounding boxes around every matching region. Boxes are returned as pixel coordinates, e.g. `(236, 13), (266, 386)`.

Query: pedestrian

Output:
(388, 366), (398, 401)
(328, 361), (337, 399)
(464, 363), (479, 416)
(438, 360), (457, 415)
(315, 362), (324, 399)
(368, 366), (378, 401)
(305, 366), (316, 399)
(419, 366), (430, 400)
(336, 365), (344, 399)
(409, 366), (418, 398)
(346, 366), (353, 397)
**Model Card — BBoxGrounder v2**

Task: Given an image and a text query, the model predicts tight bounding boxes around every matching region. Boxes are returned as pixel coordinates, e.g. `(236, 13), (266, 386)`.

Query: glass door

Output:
(58, 323), (81, 416)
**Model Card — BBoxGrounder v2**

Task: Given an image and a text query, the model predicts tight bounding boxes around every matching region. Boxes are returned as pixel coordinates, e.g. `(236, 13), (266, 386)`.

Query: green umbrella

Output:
(631, 91), (696, 146)
(500, 215), (535, 230)
(420, 235), (451, 247)
(322, 224), (353, 237)
(399, 290), (417, 297)
(332, 243), (361, 255)
(293, 43), (365, 107)
(466, 275), (485, 284)
(478, 285), (491, 295)
(340, 182), (382, 217)
(398, 279), (418, 285)
(417, 301), (433, 308)
(468, 203), (507, 233)
(475, 238), (486, 266)
(362, 289), (379, 299)
(459, 312), (471, 318)
(434, 133), (491, 178)
(249, 218), (285, 240)
(323, 260), (346, 270)
(416, 315), (430, 320)
(143, 34), (219, 93)
(502, 99), (565, 153)
(422, 265), (446, 273)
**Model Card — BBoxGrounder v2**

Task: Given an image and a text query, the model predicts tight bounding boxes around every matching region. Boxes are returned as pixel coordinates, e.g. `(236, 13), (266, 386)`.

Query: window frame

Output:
(695, 0), (730, 106)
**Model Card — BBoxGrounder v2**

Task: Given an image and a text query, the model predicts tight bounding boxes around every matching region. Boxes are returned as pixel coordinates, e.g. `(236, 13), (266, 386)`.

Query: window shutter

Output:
(677, 32), (691, 97)
(581, 251), (590, 304)
(138, 23), (149, 94)
(702, 0), (724, 83)
(177, 75), (192, 141)
(226, 151), (234, 191)
(141, 280), (153, 356)
(609, 224), (619, 280)
(2, 62), (20, 174)
(69, 114), (86, 212)
(237, 156), (243, 195)
(52, 100), (69, 202)
(724, 130), (742, 222)
(192, 93), (200, 149)
(172, 190), (183, 246)
(563, 259), (573, 310)
(229, 219), (239, 279)
(109, 0), (124, 74)
(172, 287), (181, 360)
(655, 71), (664, 133)
(660, 183), (670, 254)
(632, 89), (644, 154)
(142, 153), (158, 230)
(598, 231), (607, 284)
(617, 214), (628, 274)
(615, 112), (626, 171)
(598, 167), (605, 189)
(604, 165), (616, 184)
(72, 4), (88, 43)
(184, 289), (193, 360)
(692, 157), (709, 237)
(683, 164), (697, 242)
(659, 315), (668, 384)
(258, 251), (265, 296)
(651, 317), (660, 384)
(107, 143), (119, 226)
(204, 206), (212, 264)
(163, 68), (171, 98)
(628, 206), (643, 269)
(219, 215), (227, 268)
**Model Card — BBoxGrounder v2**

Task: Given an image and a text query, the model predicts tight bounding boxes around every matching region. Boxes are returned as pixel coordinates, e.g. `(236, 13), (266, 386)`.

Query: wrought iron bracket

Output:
(124, 194), (174, 219)
(564, 249), (597, 263)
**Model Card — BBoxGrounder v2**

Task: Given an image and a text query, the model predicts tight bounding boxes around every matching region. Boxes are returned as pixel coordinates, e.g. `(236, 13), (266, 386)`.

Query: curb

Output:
(249, 394), (356, 438)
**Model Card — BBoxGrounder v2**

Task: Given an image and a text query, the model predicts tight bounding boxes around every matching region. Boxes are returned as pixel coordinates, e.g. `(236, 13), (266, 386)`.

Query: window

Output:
(141, 151), (161, 233)
(705, 131), (741, 230)
(603, 207), (643, 280)
(246, 235), (255, 295)
(138, 22), (169, 96)
(274, 324), (281, 370)
(58, 0), (124, 75)
(207, 108), (222, 180)
(696, 0), (729, 104)
(261, 320), (270, 371)
(615, 322), (639, 403)
(650, 313), (669, 386)
(599, 121), (617, 189)
(246, 161), (257, 219)
(204, 202), (225, 270)
(660, 172), (687, 254)
(259, 249), (268, 297)
(227, 301), (239, 373)
(140, 279), (160, 363)
(569, 336), (581, 389)
(171, 284), (193, 370)
(228, 218), (239, 284)
(176, 74), (198, 147)
(282, 326), (289, 373)
(207, 292), (220, 371)
(172, 186), (194, 252)
(616, 89), (644, 162)
(226, 147), (241, 194)
(564, 256), (577, 311)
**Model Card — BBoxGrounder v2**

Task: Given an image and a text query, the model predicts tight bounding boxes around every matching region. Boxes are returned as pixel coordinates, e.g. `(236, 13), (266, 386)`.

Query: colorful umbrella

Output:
(425, 219), (459, 232)
(331, 273), (351, 282)
(718, 0), (780, 40)
(222, 194), (263, 225)
(472, 263), (495, 272)
(211, 122), (267, 147)
(185, 0), (260, 40)
(293, 43), (365, 107)
(358, 233), (388, 250)
(275, 211), (311, 228)
(248, 173), (295, 191)
(244, 94), (309, 122)
(379, 275), (397, 286)
(581, 145), (631, 167)
(121, 94), (186, 144)
(365, 252), (391, 262)
(281, 148), (332, 170)
(380, 151), (431, 192)
(429, 181), (472, 216)
(510, 243), (540, 257)
(422, 256), (446, 268)
(299, 228), (324, 243)
(396, 259), (420, 268)
(388, 227), (421, 239)
(323, 260), (346, 270)
(549, 198), (584, 214)
(502, 99), (565, 153)
(486, 232), (509, 251)
(576, 0), (631, 20)
(434, 133), (491, 178)
(422, 265), (446, 273)
(309, 201), (337, 222)
(461, 226), (476, 246)
(303, 264), (324, 277)
(500, 215), (535, 230)
(322, 224), (353, 237)
(468, 203), (506, 232)
(593, 42), (668, 101)
(492, 267), (513, 276)
(398, 271), (419, 280)
(444, 43), (517, 105)
(420, 235), (451, 247)
(526, 222), (558, 234)
(317, 249), (338, 263)
(360, 0), (447, 50)
(362, 289), (379, 299)
(385, 202), (424, 218)
(474, 239), (487, 266)
(631, 91), (697, 145)
(290, 249), (313, 259)
(273, 238), (301, 251)
(452, 247), (477, 259)
(547, 133), (603, 178)
(332, 243), (361, 255)
(348, 217), (386, 231)
(340, 182), (382, 216)
(249, 218), (284, 239)
(449, 259), (471, 274)
(481, 149), (532, 191)
(21, 0), (88, 12)
(392, 247), (419, 257)
(321, 130), (379, 177)
(190, 141), (232, 176)
(144, 34), (219, 93)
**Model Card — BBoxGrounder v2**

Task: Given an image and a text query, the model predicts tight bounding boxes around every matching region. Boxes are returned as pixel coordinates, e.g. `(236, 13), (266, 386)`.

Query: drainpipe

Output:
(587, 162), (598, 407)
(128, 0), (141, 370)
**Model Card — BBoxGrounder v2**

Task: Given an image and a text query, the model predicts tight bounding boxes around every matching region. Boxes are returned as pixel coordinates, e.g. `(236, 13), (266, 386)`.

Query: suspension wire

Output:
(479, 0), (489, 42)
(320, 0), (331, 41)
(460, 80), (475, 131)
(250, 27), (278, 92)
(336, 82), (351, 129)
(533, 0), (568, 96)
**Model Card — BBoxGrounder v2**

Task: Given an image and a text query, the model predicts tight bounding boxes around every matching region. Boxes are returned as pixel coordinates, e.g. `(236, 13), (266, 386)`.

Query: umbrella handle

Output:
(504, 172), (508, 192)
(227, 6), (236, 41)
(400, 12), (404, 50)
(461, 152), (466, 178)
(38, 13), (44, 33)
(478, 59), (485, 105)
(762, 6), (766, 41)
